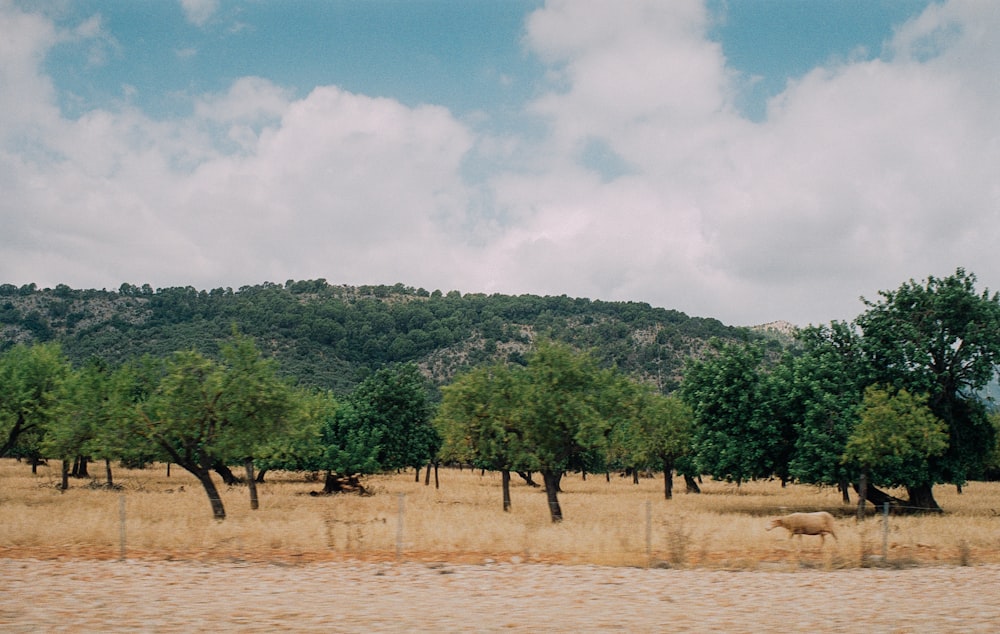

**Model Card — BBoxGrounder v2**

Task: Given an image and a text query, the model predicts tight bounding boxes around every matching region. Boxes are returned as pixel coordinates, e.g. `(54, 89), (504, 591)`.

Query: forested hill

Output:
(0, 281), (769, 395)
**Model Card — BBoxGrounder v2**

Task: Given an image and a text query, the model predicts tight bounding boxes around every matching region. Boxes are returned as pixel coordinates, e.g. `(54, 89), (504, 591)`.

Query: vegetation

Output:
(0, 280), (744, 395)
(3, 268), (999, 528)
(679, 268), (1000, 513)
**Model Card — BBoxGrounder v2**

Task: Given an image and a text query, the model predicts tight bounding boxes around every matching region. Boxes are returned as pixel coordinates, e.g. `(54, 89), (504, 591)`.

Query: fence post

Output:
(881, 501), (889, 561)
(118, 493), (127, 562)
(645, 500), (652, 567)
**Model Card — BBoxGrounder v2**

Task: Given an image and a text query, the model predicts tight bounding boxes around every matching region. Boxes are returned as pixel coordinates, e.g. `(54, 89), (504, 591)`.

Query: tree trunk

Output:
(244, 457), (259, 511)
(424, 462), (432, 486)
(501, 469), (511, 512)
(684, 474), (701, 494)
(905, 483), (942, 513)
(856, 471), (868, 521)
(434, 463), (439, 490)
(517, 471), (539, 487)
(0, 412), (31, 458)
(105, 458), (114, 488)
(632, 468), (639, 485)
(166, 463), (171, 477)
(662, 458), (674, 500)
(605, 471), (611, 483)
(414, 466), (421, 482)
(255, 468), (268, 483)
(323, 470), (339, 494)
(541, 470), (563, 522)
(73, 456), (89, 478)
(214, 461), (239, 485)
(60, 459), (70, 491)
(839, 478), (851, 504)
(851, 481), (905, 510)
(193, 467), (226, 520)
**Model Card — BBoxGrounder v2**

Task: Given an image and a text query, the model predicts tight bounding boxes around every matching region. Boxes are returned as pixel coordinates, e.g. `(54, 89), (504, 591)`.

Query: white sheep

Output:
(766, 511), (838, 546)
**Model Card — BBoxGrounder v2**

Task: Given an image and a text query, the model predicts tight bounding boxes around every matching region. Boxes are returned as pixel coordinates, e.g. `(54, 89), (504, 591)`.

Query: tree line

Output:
(0, 280), (746, 396)
(3, 269), (999, 522)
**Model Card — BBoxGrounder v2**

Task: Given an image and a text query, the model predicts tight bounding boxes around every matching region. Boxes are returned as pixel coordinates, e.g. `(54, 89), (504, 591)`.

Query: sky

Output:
(2, 0), (999, 327)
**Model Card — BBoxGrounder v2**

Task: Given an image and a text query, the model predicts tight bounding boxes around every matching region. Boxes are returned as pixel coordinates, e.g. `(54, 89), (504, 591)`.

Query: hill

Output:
(0, 280), (770, 395)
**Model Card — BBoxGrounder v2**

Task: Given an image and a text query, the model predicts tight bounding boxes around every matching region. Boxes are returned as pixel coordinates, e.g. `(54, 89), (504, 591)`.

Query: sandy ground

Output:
(2, 558), (1000, 632)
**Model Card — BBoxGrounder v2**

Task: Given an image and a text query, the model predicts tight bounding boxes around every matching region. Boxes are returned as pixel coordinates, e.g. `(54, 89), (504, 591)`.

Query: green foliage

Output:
(0, 280), (751, 396)
(781, 322), (865, 487)
(133, 334), (298, 518)
(335, 363), (438, 473)
(620, 391), (693, 470)
(518, 341), (617, 474)
(680, 340), (787, 484)
(856, 268), (1000, 485)
(843, 386), (948, 488)
(0, 342), (71, 458)
(435, 363), (538, 472)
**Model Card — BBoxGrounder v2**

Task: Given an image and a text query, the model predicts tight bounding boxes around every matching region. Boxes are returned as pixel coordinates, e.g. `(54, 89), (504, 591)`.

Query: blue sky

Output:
(45, 1), (929, 121)
(3, 0), (999, 326)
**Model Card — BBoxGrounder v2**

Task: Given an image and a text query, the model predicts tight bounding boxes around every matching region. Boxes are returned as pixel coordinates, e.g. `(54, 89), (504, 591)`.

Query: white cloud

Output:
(179, 0), (218, 27)
(473, 0), (1000, 324)
(2, 0), (1000, 328)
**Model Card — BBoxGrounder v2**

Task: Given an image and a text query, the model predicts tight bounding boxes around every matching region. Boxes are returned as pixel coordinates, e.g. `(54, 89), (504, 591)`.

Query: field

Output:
(3, 458), (999, 569)
(6, 459), (1000, 631)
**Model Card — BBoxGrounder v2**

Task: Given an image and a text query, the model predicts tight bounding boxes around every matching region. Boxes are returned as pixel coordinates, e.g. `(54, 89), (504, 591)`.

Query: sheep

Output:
(766, 511), (838, 546)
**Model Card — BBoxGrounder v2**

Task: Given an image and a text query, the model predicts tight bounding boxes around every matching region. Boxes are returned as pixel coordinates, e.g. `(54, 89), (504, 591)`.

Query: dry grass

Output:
(3, 458), (1000, 569)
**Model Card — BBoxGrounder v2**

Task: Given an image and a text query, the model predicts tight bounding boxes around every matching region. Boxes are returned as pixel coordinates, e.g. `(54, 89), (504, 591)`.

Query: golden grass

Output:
(3, 458), (1000, 569)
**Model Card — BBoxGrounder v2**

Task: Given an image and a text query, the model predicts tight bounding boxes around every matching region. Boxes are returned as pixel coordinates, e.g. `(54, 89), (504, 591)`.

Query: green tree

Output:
(780, 323), (865, 498)
(315, 363), (437, 494)
(253, 387), (330, 479)
(518, 341), (619, 522)
(345, 363), (437, 473)
(42, 358), (113, 488)
(133, 335), (296, 519)
(435, 363), (538, 511)
(843, 386), (948, 513)
(318, 396), (384, 494)
(619, 390), (694, 499)
(856, 269), (1000, 510)
(680, 341), (787, 484)
(0, 343), (71, 464)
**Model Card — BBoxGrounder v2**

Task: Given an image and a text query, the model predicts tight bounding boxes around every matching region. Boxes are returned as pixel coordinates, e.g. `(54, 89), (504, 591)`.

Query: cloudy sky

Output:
(2, 0), (998, 327)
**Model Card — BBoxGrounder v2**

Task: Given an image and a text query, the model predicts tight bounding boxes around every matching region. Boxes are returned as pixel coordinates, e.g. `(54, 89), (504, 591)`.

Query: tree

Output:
(0, 343), (70, 464)
(680, 341), (787, 484)
(43, 358), (112, 489)
(133, 335), (296, 519)
(518, 341), (618, 522)
(317, 363), (436, 494)
(435, 363), (538, 511)
(253, 387), (330, 480)
(347, 363), (437, 473)
(618, 389), (694, 499)
(856, 269), (1000, 510)
(318, 397), (383, 494)
(779, 323), (865, 499)
(843, 386), (949, 513)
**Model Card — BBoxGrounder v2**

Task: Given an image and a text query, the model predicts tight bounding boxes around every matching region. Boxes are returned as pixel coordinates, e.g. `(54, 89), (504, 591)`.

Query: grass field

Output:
(2, 458), (999, 569)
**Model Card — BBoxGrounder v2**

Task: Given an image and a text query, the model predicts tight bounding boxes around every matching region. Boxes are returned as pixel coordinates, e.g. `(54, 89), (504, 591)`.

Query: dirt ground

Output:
(3, 555), (1000, 632)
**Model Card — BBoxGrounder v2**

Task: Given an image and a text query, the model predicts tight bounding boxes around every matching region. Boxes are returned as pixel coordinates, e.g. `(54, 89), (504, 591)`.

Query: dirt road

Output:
(3, 558), (998, 632)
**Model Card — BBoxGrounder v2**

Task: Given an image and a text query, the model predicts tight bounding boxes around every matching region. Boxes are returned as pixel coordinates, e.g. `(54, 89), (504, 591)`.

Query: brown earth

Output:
(2, 552), (999, 632)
